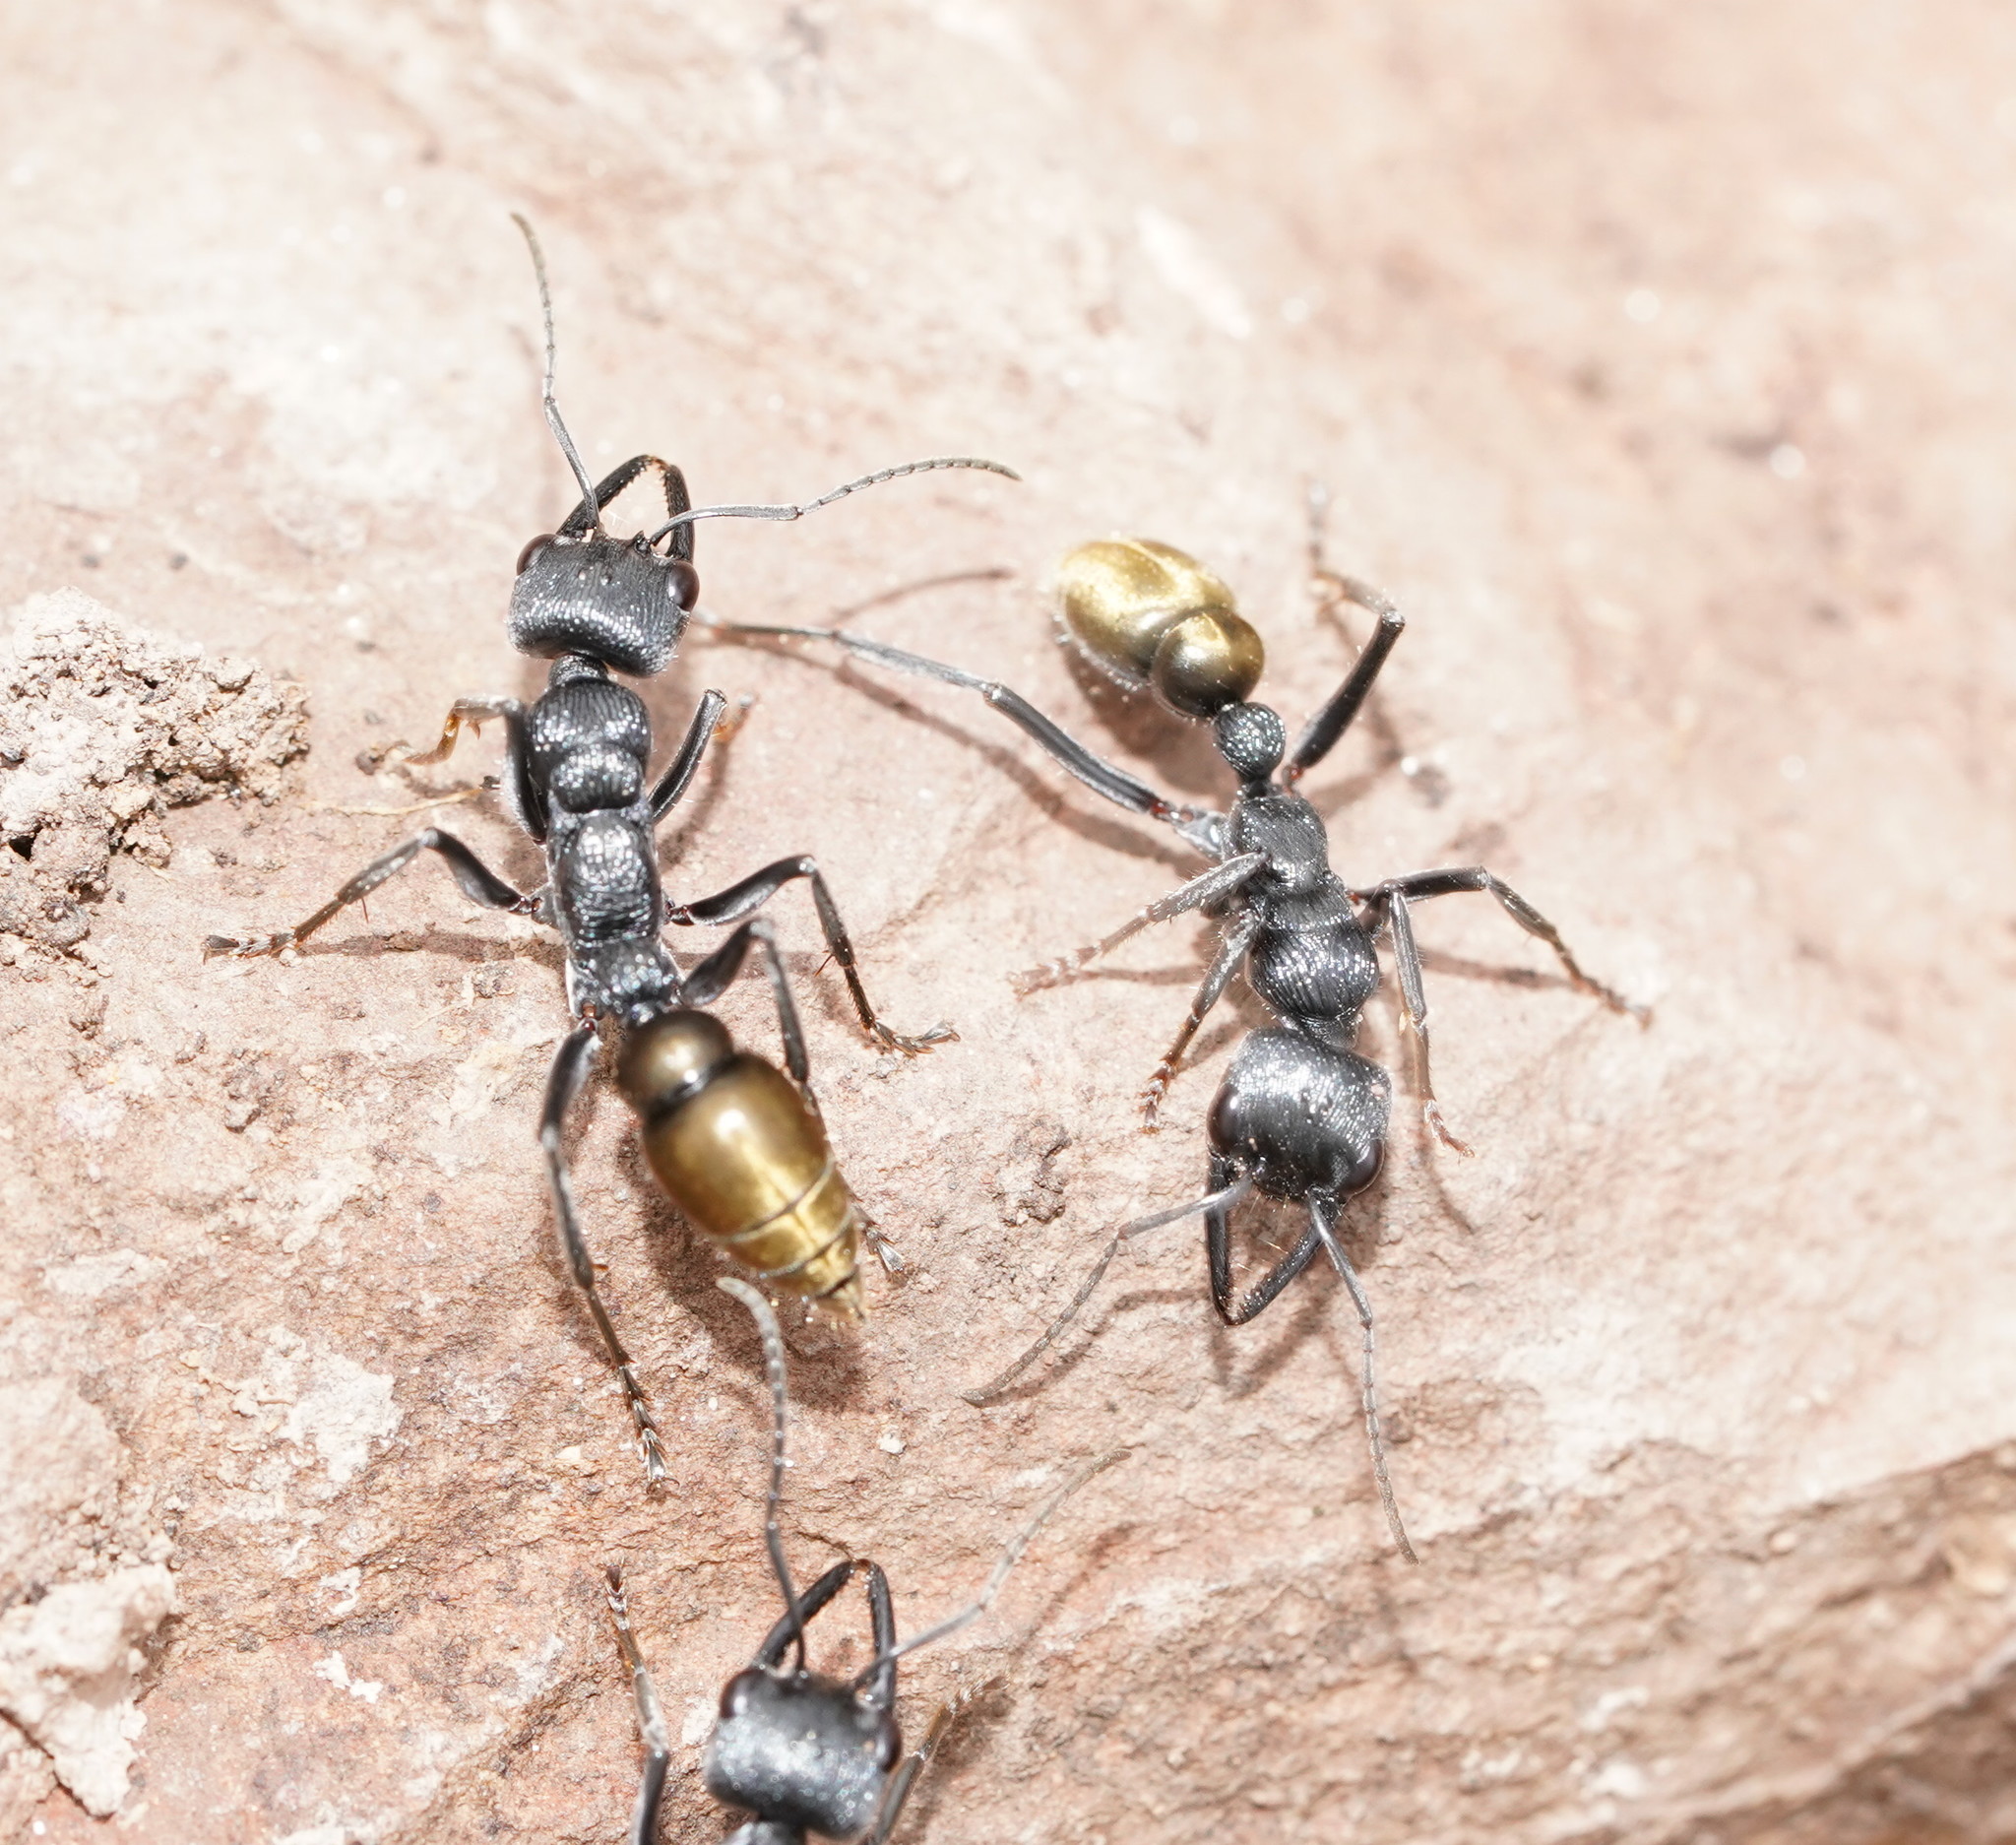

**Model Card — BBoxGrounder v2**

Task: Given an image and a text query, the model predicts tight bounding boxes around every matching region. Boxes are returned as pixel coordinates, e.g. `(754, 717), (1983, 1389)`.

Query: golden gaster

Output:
(1056, 538), (1264, 718)
(617, 1009), (733, 1107)
(618, 1014), (863, 1319)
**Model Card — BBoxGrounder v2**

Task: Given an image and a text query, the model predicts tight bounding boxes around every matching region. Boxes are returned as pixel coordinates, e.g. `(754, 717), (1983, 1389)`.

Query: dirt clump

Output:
(0, 590), (307, 953)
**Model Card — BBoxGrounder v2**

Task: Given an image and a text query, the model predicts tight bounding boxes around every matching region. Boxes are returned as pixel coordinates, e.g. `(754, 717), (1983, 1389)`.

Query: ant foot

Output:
(637, 1425), (669, 1485)
(1009, 959), (1072, 996)
(1423, 1103), (1476, 1157)
(1566, 963), (1651, 1026)
(711, 694), (758, 743)
(870, 1020), (957, 1055)
(354, 739), (411, 774)
(1602, 984), (1655, 1027)
(202, 930), (294, 960)
(862, 1223), (907, 1275)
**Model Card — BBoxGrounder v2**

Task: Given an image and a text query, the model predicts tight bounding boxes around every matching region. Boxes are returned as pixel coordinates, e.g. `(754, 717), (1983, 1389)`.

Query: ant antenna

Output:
(511, 213), (601, 537)
(1304, 478), (1333, 579)
(716, 1277), (808, 1666)
(646, 456), (1021, 548)
(849, 1447), (1126, 1687)
(961, 1177), (1253, 1406)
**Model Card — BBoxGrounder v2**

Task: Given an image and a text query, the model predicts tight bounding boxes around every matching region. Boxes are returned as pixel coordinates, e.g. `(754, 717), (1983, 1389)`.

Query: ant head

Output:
(706, 1668), (901, 1839)
(1057, 537), (1265, 720)
(509, 531), (696, 677)
(510, 217), (702, 676)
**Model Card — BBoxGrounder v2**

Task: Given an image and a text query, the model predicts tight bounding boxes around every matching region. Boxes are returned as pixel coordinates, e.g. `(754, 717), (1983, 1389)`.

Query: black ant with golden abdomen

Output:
(204, 218), (1017, 1482)
(706, 505), (1646, 1561)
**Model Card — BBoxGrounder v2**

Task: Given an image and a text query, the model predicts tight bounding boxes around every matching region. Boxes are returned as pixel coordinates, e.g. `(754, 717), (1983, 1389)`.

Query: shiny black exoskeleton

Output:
(708, 522), (1644, 1560)
(704, 1561), (906, 1845)
(603, 1278), (1116, 1845)
(205, 219), (1015, 1480)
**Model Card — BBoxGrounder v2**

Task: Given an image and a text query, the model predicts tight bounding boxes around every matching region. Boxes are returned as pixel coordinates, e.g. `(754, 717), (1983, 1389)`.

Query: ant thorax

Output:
(566, 937), (680, 1025)
(1227, 792), (1332, 893)
(528, 666), (653, 812)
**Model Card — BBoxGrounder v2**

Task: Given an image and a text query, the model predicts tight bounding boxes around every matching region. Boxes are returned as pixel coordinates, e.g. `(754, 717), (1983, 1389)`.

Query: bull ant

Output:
(205, 219), (1016, 1481)
(705, 510), (1646, 1559)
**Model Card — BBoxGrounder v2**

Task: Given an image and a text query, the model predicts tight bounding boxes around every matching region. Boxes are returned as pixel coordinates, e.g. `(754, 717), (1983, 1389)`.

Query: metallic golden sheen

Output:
(632, 1051), (863, 1318)
(1152, 608), (1266, 720)
(1055, 538), (1261, 716)
(616, 1009), (732, 1111)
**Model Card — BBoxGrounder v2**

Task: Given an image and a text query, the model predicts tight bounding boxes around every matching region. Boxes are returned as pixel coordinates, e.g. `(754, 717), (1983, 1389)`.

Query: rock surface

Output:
(1, 2), (2013, 1842)
(0, 591), (306, 951)
(0, 1564), (177, 1817)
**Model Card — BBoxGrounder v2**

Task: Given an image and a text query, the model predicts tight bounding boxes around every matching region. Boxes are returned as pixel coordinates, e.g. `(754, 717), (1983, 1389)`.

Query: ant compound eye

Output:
(666, 559), (700, 610)
(516, 535), (554, 576)
(719, 1669), (761, 1720)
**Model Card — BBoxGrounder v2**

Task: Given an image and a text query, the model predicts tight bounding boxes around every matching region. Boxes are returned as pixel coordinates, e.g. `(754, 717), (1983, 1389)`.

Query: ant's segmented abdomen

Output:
(617, 1011), (864, 1319)
(1056, 537), (1265, 718)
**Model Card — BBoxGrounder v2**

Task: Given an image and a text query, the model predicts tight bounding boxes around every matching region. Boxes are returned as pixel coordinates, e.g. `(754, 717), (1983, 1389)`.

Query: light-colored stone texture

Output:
(1, 2), (2012, 1840)
(0, 1566), (176, 1816)
(0, 589), (306, 947)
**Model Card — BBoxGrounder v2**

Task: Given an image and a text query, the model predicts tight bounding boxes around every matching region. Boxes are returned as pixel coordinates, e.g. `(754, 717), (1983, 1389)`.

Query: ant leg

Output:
(667, 857), (953, 1054)
(1352, 865), (1647, 1022)
(715, 1276), (809, 1662)
(1285, 485), (1409, 790)
(853, 1197), (906, 1276)
(680, 918), (812, 1090)
(648, 689), (728, 822)
(541, 1022), (667, 1483)
(862, 1698), (960, 1845)
(857, 1562), (899, 1715)
(605, 1564), (672, 1845)
(202, 829), (538, 958)
(859, 1475), (1121, 1841)
(1139, 909), (1265, 1130)
(963, 1177), (1252, 1405)
(1282, 582), (1405, 786)
(370, 695), (520, 768)
(1304, 1194), (1417, 1563)
(1013, 853), (1265, 994)
(1368, 891), (1473, 1155)
(865, 1450), (1126, 1666)
(699, 617), (1216, 838)
(362, 697), (545, 839)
